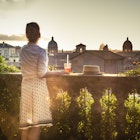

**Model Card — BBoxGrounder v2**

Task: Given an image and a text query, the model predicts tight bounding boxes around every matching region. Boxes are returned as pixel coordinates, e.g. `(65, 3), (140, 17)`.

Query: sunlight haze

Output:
(0, 0), (140, 50)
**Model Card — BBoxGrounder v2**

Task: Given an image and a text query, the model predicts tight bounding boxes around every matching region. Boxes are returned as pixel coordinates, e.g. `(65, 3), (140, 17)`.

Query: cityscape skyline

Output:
(0, 0), (140, 51)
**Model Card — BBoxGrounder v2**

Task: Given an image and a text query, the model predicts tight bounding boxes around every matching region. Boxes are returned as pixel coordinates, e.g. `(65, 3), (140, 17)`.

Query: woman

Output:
(19, 22), (64, 140)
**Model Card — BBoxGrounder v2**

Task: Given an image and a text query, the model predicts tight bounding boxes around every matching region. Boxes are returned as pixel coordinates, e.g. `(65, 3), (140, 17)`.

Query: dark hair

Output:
(26, 22), (40, 43)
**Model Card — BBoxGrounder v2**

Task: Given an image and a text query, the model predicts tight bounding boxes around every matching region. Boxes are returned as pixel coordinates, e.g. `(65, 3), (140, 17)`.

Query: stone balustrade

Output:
(0, 73), (140, 139)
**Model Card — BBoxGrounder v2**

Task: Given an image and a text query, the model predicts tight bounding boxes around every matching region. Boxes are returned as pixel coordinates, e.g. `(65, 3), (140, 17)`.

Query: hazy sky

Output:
(0, 0), (140, 50)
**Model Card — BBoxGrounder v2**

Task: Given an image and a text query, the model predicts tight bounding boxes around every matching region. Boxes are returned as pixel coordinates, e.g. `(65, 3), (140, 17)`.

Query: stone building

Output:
(0, 42), (21, 67)
(47, 38), (125, 74)
(0, 42), (15, 60)
(117, 37), (140, 70)
(48, 37), (58, 53)
(71, 50), (124, 73)
(75, 43), (86, 53)
(122, 37), (133, 52)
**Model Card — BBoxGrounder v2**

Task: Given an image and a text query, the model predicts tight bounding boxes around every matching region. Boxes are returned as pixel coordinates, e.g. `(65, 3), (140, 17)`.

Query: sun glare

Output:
(38, 38), (48, 49)
(1, 40), (25, 47)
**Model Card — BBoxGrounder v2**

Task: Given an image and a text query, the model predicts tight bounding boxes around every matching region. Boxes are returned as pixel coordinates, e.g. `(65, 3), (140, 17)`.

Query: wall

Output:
(1, 73), (140, 110)
(71, 53), (104, 73)
(0, 73), (140, 139)
(46, 74), (140, 110)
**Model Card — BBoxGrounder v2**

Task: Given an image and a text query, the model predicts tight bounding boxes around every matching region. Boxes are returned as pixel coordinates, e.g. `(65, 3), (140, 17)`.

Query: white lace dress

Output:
(19, 44), (52, 129)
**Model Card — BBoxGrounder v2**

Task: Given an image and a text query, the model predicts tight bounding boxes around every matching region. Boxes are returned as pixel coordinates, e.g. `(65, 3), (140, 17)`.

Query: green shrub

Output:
(1, 79), (140, 140)
(100, 88), (118, 140)
(0, 56), (20, 73)
(76, 88), (94, 140)
(125, 66), (140, 77)
(52, 89), (71, 139)
(0, 87), (20, 140)
(124, 89), (140, 140)
(48, 65), (57, 71)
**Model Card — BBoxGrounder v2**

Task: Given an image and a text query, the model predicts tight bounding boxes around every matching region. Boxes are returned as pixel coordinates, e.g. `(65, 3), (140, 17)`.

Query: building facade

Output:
(116, 37), (140, 71)
(0, 42), (21, 67)
(71, 50), (124, 73)
(47, 38), (125, 74)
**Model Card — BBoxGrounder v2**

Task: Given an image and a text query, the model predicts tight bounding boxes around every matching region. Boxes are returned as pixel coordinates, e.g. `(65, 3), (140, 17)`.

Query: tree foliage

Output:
(76, 88), (94, 140)
(100, 88), (118, 140)
(125, 66), (140, 77)
(124, 89), (140, 140)
(0, 56), (20, 73)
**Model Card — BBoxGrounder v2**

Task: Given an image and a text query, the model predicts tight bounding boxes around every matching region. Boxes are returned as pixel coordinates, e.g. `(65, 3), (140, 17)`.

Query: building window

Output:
(4, 50), (8, 58)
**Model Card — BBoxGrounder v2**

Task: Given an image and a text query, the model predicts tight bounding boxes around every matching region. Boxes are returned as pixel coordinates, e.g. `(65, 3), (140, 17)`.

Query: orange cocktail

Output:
(64, 63), (71, 73)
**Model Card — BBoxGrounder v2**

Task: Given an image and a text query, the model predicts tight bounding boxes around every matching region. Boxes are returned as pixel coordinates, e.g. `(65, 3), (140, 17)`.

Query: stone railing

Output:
(0, 73), (140, 139)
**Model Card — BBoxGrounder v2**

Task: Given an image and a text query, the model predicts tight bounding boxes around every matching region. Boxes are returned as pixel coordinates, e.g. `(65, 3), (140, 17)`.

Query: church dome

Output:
(123, 37), (133, 52)
(48, 37), (58, 53)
